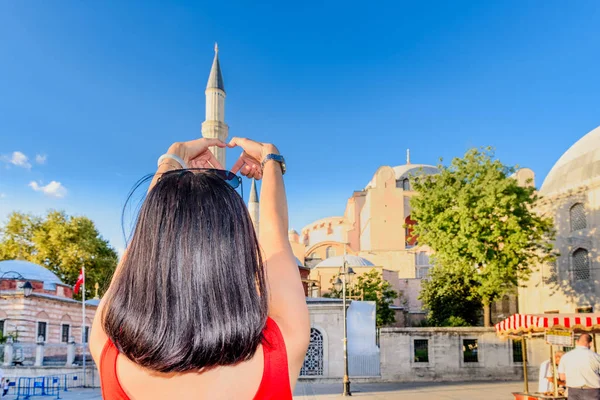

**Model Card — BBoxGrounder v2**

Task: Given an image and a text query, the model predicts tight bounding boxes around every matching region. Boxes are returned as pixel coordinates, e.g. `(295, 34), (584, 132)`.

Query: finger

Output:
(239, 164), (253, 177)
(201, 138), (227, 148)
(227, 137), (249, 148)
(207, 151), (224, 170)
(230, 156), (245, 175)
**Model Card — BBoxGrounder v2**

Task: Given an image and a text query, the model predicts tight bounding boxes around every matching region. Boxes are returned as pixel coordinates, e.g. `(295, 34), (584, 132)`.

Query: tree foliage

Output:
(410, 148), (555, 326)
(0, 210), (118, 299)
(419, 264), (482, 326)
(327, 269), (399, 327)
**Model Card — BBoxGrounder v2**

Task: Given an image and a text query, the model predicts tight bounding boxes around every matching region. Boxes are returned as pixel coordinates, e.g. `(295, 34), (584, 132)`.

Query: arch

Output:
(300, 327), (325, 376)
(35, 311), (49, 320)
(325, 246), (336, 259)
(405, 215), (418, 247)
(572, 248), (590, 281)
(60, 314), (72, 323)
(402, 178), (410, 191)
(305, 241), (346, 261)
(501, 295), (510, 315)
(569, 203), (586, 232)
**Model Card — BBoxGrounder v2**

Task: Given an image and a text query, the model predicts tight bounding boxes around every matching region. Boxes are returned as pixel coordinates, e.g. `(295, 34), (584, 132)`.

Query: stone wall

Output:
(0, 294), (96, 344)
(379, 327), (544, 383)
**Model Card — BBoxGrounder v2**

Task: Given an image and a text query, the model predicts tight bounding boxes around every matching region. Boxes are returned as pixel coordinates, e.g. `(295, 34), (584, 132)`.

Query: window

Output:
(463, 339), (478, 363)
(403, 179), (410, 191)
(405, 216), (418, 247)
(61, 324), (70, 343)
(300, 328), (324, 376)
(83, 327), (90, 344)
(0, 320), (4, 336)
(416, 252), (429, 266)
(414, 339), (429, 362)
(37, 322), (47, 342)
(572, 248), (590, 281)
(512, 340), (523, 363)
(325, 246), (336, 259)
(416, 267), (430, 279)
(570, 203), (586, 232)
(576, 306), (593, 313)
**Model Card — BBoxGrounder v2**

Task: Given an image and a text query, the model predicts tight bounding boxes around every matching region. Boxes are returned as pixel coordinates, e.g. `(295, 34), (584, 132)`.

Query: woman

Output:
(90, 137), (310, 399)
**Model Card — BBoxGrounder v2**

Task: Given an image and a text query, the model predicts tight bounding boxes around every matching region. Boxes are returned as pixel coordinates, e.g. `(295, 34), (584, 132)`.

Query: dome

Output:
(315, 255), (375, 268)
(0, 260), (63, 290)
(365, 164), (438, 189)
(540, 126), (600, 196)
(392, 164), (439, 181)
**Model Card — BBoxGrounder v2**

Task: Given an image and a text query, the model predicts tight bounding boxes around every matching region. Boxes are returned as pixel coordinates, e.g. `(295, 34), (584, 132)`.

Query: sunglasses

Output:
(162, 168), (243, 190)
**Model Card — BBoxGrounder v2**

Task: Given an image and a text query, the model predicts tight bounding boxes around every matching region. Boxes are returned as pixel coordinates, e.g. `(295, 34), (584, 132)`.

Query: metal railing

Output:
(16, 376), (61, 399)
(11, 371), (90, 399)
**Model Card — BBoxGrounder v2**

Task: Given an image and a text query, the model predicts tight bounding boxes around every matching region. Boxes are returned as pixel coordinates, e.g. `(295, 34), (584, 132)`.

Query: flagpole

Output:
(81, 264), (86, 387)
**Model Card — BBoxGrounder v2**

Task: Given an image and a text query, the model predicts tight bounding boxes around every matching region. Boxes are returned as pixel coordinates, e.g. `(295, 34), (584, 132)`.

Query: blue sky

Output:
(1, 1), (599, 254)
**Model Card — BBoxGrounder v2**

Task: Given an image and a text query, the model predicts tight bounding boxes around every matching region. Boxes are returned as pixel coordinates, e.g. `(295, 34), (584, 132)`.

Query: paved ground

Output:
(3, 381), (525, 399)
(294, 381), (524, 399)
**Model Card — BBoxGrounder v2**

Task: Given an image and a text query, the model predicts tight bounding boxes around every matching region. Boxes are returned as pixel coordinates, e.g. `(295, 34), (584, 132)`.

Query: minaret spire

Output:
(248, 179), (260, 235)
(406, 149), (411, 165)
(201, 44), (228, 166)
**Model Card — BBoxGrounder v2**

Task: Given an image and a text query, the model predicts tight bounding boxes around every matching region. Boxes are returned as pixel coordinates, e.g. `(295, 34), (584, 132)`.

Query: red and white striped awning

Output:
(495, 313), (600, 337)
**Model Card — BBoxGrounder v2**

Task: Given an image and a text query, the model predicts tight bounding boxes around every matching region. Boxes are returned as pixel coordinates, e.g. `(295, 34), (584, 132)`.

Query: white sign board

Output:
(545, 330), (574, 347)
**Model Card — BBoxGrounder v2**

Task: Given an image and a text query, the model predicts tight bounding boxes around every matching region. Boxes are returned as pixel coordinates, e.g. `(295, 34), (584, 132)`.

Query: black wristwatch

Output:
(262, 154), (286, 175)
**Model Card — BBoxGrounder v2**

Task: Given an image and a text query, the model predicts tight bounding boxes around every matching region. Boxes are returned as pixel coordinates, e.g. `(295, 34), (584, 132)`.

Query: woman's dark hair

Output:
(103, 169), (267, 373)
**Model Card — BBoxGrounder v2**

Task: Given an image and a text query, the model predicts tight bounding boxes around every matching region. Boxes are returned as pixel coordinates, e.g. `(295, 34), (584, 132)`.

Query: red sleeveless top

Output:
(99, 317), (292, 399)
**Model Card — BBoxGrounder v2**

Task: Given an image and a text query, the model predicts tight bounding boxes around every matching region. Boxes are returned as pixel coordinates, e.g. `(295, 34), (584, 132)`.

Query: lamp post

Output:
(0, 271), (34, 297)
(333, 258), (355, 396)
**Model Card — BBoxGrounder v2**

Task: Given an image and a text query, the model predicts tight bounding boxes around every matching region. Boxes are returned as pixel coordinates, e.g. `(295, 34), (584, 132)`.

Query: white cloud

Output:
(35, 154), (47, 164)
(29, 181), (67, 198)
(1, 151), (32, 169)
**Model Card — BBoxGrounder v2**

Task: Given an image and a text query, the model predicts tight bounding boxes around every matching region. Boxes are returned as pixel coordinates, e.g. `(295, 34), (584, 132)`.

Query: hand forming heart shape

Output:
(169, 137), (279, 181)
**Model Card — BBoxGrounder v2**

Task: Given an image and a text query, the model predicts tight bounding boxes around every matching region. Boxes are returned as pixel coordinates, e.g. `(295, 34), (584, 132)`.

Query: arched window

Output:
(405, 215), (418, 247)
(326, 246), (336, 258)
(403, 179), (410, 191)
(570, 203), (586, 232)
(572, 248), (590, 281)
(300, 328), (324, 376)
(501, 295), (510, 315)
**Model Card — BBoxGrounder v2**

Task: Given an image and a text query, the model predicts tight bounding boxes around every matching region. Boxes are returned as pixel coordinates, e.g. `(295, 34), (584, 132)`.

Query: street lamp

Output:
(0, 271), (34, 297)
(333, 259), (355, 396)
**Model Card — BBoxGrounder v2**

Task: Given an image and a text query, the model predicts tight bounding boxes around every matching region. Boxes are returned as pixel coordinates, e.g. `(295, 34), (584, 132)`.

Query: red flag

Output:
(74, 268), (84, 295)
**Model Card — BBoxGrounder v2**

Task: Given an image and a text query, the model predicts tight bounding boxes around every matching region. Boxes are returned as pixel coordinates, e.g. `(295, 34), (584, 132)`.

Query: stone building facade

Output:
(0, 260), (96, 347)
(519, 125), (600, 314)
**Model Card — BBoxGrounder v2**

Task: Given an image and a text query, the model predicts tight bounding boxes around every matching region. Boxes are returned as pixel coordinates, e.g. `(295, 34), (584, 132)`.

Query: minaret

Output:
(248, 179), (259, 235)
(201, 43), (229, 166)
(406, 149), (411, 165)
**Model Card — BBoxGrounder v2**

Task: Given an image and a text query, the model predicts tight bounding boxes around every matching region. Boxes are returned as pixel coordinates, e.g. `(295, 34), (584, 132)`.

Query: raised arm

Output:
(228, 138), (310, 381)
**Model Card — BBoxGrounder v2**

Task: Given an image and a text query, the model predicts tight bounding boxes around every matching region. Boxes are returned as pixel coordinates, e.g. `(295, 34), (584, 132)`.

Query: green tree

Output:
(419, 264), (482, 326)
(327, 269), (399, 327)
(410, 148), (555, 327)
(0, 210), (118, 299)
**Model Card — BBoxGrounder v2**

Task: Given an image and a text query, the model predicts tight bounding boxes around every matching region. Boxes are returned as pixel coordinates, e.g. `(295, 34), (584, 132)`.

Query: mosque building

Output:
(200, 46), (600, 324)
(519, 125), (600, 314)
(0, 260), (97, 348)
(291, 153), (441, 325)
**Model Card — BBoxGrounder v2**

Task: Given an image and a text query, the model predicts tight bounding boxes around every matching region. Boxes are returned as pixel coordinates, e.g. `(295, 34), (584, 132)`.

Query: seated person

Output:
(538, 351), (565, 394)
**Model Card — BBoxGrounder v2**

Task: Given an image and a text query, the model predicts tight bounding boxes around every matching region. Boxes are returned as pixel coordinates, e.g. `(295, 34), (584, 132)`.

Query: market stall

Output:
(495, 313), (600, 400)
